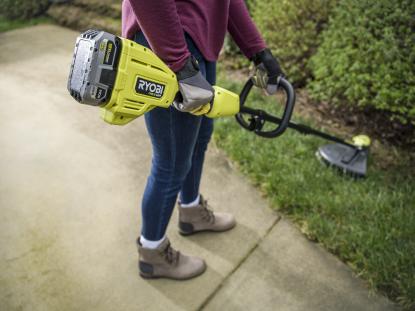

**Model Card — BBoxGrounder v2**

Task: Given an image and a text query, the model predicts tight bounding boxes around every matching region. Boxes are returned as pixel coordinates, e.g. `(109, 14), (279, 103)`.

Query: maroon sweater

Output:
(122, 0), (266, 72)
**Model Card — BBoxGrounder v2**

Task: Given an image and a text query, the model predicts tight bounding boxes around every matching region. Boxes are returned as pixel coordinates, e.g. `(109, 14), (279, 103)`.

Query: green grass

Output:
(214, 73), (415, 310)
(0, 15), (52, 33)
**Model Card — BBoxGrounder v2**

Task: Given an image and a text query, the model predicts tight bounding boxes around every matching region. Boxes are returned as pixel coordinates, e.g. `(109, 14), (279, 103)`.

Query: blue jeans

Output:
(134, 32), (216, 241)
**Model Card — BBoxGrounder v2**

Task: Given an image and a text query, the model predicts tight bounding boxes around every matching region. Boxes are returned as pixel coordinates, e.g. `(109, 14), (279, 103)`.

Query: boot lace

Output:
(200, 198), (215, 224)
(163, 242), (180, 265)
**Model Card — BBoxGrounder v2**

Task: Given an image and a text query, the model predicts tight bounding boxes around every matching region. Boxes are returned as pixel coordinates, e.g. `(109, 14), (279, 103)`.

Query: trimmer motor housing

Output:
(68, 29), (120, 106)
(67, 29), (180, 125)
(67, 29), (239, 125)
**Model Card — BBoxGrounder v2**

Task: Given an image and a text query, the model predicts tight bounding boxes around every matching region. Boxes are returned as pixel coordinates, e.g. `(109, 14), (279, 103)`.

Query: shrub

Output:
(308, 0), (415, 125)
(251, 0), (337, 86)
(0, 0), (50, 19)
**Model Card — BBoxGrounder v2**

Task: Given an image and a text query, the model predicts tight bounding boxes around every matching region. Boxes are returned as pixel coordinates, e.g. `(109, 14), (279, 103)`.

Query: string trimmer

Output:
(67, 29), (370, 177)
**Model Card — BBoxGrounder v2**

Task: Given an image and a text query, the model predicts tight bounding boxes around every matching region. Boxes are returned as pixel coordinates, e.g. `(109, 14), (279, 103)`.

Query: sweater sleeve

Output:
(227, 0), (267, 59)
(127, 0), (191, 72)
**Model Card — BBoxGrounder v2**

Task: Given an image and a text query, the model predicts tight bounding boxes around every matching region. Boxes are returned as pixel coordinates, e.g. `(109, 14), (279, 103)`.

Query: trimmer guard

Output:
(317, 143), (368, 177)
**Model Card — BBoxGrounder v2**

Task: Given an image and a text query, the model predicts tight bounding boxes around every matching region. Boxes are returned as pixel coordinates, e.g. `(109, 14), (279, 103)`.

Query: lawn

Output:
(214, 72), (415, 310)
(0, 16), (52, 33)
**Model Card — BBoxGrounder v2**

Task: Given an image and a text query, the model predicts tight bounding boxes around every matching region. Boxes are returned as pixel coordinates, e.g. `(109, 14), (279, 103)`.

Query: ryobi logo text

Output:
(135, 78), (165, 98)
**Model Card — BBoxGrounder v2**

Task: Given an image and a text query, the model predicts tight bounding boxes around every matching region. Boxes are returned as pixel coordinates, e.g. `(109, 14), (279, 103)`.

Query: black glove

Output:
(251, 48), (284, 95)
(173, 56), (214, 112)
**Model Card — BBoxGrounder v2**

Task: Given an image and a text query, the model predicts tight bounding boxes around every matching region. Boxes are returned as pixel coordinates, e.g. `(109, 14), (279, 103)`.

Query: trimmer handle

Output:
(236, 76), (296, 138)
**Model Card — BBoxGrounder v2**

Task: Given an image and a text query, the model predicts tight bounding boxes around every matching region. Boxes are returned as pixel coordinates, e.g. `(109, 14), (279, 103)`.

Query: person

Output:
(122, 0), (283, 280)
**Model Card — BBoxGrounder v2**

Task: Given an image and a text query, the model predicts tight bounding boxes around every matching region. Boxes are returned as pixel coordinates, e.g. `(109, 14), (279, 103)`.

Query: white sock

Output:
(140, 235), (166, 249)
(180, 194), (201, 208)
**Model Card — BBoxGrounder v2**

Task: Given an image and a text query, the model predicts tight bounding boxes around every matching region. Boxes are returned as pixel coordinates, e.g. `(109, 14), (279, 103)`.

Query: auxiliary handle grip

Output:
(236, 76), (296, 138)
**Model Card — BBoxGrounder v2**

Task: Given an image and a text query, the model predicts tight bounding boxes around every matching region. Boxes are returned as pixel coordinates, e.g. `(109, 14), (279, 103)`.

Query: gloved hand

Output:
(251, 48), (284, 95)
(173, 56), (214, 112)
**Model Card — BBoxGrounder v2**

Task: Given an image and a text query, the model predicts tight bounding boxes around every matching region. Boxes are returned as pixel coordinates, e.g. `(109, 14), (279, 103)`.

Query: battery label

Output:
(135, 77), (165, 98)
(103, 40), (115, 65)
(96, 87), (106, 100)
(91, 86), (106, 100)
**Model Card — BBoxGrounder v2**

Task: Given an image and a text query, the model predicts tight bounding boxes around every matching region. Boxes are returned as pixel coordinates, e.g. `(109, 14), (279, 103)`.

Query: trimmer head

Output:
(317, 143), (369, 178)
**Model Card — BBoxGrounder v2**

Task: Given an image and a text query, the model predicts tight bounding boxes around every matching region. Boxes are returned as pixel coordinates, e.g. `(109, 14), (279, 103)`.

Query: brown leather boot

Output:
(138, 237), (206, 280)
(178, 195), (236, 235)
